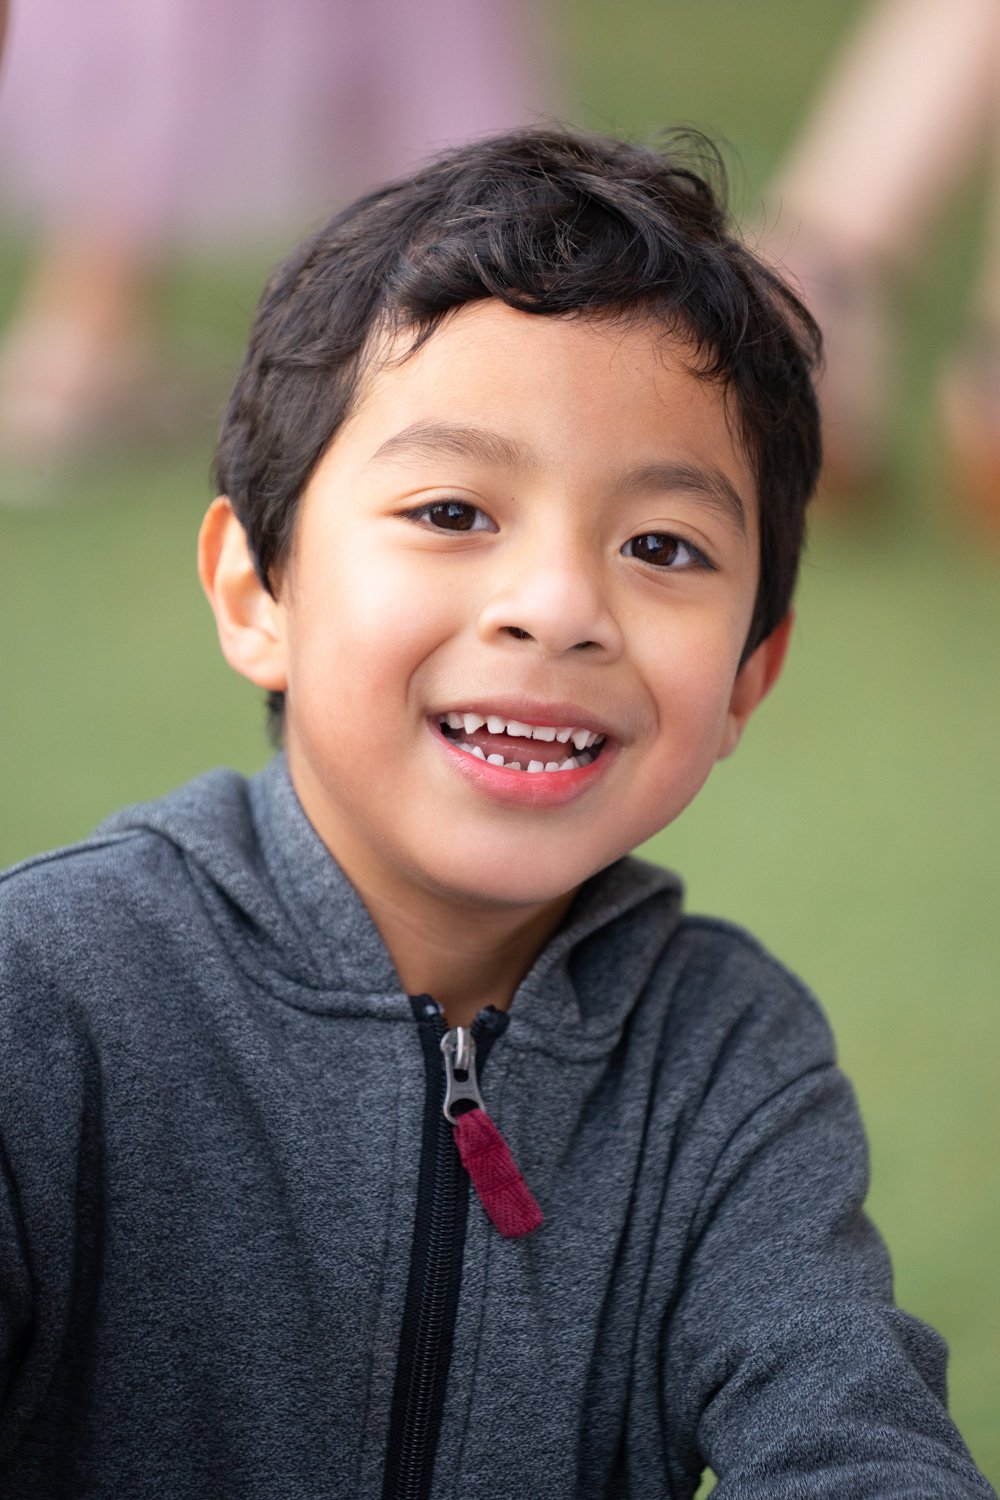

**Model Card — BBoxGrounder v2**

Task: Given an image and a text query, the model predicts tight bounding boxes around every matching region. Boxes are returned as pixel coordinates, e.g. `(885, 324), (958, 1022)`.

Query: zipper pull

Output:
(440, 1028), (544, 1240)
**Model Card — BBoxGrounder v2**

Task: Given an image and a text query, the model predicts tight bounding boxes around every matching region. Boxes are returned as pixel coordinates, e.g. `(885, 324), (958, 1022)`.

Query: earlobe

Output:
(717, 612), (794, 760)
(198, 497), (288, 691)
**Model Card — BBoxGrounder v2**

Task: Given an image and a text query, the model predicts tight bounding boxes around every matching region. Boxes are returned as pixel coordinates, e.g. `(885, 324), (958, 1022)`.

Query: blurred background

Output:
(0, 0), (997, 1486)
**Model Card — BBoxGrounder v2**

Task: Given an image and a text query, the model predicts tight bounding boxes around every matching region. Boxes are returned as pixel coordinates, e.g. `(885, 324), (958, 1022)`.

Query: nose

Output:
(476, 539), (624, 659)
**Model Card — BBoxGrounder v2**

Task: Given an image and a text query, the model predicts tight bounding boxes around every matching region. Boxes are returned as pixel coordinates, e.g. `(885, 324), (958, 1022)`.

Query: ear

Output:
(717, 612), (793, 760)
(198, 497), (288, 691)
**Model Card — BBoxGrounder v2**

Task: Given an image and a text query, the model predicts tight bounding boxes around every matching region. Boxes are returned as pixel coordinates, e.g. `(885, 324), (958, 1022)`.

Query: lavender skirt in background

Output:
(0, 0), (546, 250)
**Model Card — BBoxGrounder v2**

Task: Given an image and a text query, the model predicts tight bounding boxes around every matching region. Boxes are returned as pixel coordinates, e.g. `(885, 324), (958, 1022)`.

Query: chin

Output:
(420, 842), (620, 912)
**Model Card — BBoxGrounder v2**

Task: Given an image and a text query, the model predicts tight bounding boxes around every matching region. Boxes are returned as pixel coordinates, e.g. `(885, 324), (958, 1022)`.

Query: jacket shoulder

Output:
(651, 911), (839, 1080)
(0, 828), (199, 1023)
(1, 826), (187, 927)
(0, 766), (255, 944)
(669, 910), (820, 995)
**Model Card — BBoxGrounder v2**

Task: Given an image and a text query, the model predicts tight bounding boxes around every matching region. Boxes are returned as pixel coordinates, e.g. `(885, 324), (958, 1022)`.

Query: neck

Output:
(285, 749), (577, 1026)
(355, 876), (575, 1029)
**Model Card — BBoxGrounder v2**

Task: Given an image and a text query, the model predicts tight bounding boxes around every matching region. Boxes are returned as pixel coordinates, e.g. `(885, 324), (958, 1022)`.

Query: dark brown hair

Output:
(213, 127), (821, 734)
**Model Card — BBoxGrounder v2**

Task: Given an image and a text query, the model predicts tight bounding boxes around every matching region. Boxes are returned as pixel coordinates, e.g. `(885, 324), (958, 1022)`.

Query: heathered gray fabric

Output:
(0, 756), (993, 1500)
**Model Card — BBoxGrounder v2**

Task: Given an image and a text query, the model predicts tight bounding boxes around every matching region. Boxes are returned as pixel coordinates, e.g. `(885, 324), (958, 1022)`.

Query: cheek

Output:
(625, 649), (744, 838)
(285, 555), (454, 724)
(640, 623), (742, 743)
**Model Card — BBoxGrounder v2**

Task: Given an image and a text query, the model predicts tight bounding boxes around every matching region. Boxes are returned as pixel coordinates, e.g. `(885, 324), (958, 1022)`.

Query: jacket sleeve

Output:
(0, 867), (85, 1436)
(0, 1143), (33, 1409)
(661, 993), (996, 1498)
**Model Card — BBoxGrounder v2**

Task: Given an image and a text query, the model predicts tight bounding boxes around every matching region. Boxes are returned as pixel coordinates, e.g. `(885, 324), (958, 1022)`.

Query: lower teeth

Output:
(439, 720), (602, 772)
(458, 740), (584, 772)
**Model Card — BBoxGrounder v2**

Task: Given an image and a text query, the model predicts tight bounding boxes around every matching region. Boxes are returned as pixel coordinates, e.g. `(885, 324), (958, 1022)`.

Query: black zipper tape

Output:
(380, 998), (507, 1500)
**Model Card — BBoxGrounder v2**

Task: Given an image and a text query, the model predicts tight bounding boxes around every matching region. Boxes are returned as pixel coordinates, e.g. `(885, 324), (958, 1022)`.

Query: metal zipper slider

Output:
(440, 1027), (486, 1122)
(440, 1025), (543, 1239)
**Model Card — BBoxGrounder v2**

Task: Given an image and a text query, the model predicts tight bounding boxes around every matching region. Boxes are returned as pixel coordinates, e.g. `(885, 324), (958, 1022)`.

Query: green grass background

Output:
(1, 0), (997, 1486)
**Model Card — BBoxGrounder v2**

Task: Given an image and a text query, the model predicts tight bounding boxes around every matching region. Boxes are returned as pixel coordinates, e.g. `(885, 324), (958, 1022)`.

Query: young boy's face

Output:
(207, 301), (787, 916)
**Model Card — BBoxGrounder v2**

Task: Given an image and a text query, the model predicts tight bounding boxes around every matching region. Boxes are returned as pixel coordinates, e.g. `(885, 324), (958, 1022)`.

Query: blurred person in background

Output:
(0, 0), (546, 498)
(766, 0), (1000, 532)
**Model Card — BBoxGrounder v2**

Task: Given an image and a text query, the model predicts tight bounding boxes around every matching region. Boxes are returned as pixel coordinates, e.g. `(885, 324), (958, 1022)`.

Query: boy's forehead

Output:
(338, 301), (757, 516)
(373, 300), (690, 387)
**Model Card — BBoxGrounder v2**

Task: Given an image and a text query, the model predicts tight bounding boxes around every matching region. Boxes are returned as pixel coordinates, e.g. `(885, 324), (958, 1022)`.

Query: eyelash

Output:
(403, 500), (496, 533)
(622, 532), (714, 571)
(403, 502), (714, 571)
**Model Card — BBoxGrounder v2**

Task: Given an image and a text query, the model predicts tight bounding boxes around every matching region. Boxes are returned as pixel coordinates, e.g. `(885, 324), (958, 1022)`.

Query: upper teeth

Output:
(445, 711), (601, 751)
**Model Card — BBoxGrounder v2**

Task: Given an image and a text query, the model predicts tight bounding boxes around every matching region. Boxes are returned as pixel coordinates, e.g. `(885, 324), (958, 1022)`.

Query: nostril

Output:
(503, 626), (533, 641)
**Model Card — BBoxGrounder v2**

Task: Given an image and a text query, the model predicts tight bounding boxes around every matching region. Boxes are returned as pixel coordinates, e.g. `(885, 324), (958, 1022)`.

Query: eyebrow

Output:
(370, 421), (748, 535)
(611, 460), (748, 536)
(370, 421), (535, 473)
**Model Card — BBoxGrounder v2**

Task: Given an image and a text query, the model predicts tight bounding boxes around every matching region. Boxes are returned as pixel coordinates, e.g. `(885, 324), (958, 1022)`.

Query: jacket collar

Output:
(103, 754), (683, 1052)
(252, 757), (684, 1053)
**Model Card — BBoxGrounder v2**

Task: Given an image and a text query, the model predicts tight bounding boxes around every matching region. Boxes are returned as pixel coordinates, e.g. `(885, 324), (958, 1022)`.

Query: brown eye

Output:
(628, 533), (681, 566)
(427, 501), (478, 530)
(406, 500), (496, 533)
(622, 532), (712, 570)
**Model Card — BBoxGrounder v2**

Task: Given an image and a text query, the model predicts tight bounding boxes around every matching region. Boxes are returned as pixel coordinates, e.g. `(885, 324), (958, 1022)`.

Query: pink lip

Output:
(430, 719), (617, 808)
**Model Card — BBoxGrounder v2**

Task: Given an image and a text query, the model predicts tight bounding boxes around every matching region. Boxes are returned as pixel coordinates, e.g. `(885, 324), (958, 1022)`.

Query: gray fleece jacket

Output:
(0, 756), (993, 1499)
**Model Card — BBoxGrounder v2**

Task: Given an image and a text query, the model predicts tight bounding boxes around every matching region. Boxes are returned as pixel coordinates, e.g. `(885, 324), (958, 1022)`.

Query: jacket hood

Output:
(98, 756), (684, 1056)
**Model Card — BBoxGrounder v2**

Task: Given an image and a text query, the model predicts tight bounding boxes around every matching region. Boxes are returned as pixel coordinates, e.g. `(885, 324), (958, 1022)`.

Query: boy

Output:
(0, 129), (993, 1498)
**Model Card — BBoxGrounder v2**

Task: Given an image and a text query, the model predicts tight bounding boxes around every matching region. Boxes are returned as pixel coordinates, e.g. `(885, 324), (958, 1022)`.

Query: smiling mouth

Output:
(437, 711), (607, 773)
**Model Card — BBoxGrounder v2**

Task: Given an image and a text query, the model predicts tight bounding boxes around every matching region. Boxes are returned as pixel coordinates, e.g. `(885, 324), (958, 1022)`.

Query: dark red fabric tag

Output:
(453, 1107), (544, 1239)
